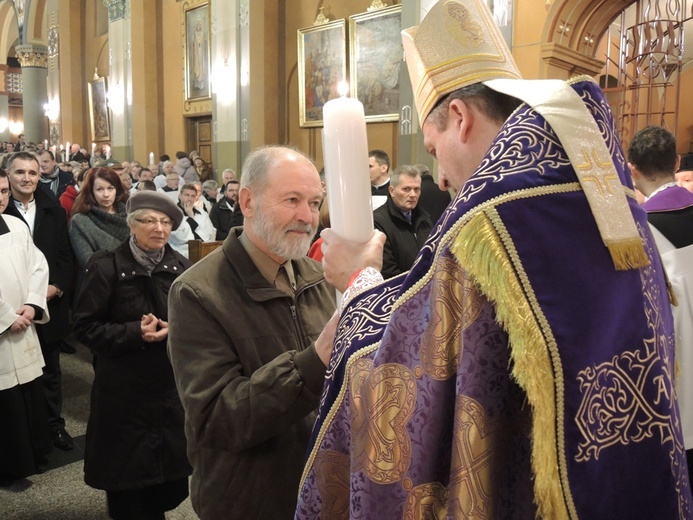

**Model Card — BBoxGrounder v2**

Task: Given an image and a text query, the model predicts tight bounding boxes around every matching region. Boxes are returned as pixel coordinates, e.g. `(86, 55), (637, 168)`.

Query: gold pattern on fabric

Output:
(403, 481), (448, 520)
(401, 0), (520, 123)
(350, 359), (417, 484)
(313, 450), (350, 520)
(447, 395), (500, 519)
(575, 223), (689, 516)
(450, 209), (574, 519)
(421, 256), (482, 380)
(485, 78), (648, 271)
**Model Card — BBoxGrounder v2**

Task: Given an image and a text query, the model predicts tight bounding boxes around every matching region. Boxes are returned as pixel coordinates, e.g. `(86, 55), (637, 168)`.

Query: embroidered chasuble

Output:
(295, 79), (693, 519)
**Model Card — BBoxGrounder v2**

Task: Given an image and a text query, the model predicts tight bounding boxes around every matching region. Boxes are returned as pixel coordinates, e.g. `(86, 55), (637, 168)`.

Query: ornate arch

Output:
(0, 2), (19, 63)
(540, 0), (639, 78)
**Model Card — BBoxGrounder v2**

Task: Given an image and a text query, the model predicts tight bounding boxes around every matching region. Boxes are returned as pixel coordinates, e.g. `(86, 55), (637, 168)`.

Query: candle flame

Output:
(338, 81), (349, 97)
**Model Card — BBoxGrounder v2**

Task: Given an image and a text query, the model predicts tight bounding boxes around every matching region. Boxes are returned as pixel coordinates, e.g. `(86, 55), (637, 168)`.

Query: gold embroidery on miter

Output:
(350, 359), (417, 484)
(314, 450), (350, 520)
(403, 481), (448, 520)
(421, 256), (482, 380)
(448, 395), (502, 519)
(445, 3), (484, 47)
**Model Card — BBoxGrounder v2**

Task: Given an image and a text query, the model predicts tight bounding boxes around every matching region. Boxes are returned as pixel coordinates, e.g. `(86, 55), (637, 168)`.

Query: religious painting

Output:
(184, 3), (211, 101)
(297, 19), (347, 128)
(487, 0), (513, 47)
(88, 77), (110, 142)
(349, 5), (402, 123)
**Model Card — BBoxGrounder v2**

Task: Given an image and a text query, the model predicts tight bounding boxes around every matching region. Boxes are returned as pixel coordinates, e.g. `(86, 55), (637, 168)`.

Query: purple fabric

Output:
(643, 185), (693, 212)
(297, 81), (693, 519)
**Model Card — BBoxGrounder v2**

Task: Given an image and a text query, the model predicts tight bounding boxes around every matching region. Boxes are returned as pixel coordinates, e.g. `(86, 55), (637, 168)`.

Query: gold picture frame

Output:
(88, 77), (110, 142)
(184, 2), (211, 101)
(297, 19), (348, 128)
(349, 5), (403, 123)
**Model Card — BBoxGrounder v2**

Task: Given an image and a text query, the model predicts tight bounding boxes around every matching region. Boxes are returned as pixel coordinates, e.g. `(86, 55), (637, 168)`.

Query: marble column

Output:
(46, 4), (61, 148)
(104, 0), (133, 161)
(16, 44), (49, 144)
(211, 0), (242, 177)
(0, 65), (10, 142)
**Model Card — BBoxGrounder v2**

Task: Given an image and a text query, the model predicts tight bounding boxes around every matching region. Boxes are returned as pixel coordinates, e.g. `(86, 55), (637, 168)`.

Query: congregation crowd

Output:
(3, 0), (693, 519)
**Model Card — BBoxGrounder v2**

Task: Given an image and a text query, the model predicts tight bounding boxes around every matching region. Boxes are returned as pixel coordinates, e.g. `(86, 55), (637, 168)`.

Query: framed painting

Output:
(185, 3), (211, 101)
(297, 19), (347, 128)
(88, 77), (110, 142)
(349, 5), (403, 123)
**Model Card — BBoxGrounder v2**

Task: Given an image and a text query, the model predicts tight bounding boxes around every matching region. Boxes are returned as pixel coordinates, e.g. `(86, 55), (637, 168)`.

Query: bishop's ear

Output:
(448, 98), (474, 144)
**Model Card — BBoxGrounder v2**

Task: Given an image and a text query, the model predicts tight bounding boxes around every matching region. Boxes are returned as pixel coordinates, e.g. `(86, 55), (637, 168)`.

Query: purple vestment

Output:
(296, 80), (693, 519)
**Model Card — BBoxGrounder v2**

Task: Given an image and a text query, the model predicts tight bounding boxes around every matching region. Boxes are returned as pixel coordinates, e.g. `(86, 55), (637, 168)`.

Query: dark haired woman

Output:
(69, 167), (129, 271)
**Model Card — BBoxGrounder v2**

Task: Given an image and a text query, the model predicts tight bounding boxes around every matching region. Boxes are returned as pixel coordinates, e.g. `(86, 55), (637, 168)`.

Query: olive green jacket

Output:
(167, 228), (336, 520)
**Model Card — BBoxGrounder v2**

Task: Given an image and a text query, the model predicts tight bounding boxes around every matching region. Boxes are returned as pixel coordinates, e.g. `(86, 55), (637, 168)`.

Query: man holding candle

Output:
(167, 145), (337, 519)
(297, 0), (692, 518)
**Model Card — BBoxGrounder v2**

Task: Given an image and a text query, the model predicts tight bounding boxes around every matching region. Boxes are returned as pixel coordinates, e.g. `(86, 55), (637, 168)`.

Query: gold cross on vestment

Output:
(24, 338), (38, 357)
(574, 148), (620, 196)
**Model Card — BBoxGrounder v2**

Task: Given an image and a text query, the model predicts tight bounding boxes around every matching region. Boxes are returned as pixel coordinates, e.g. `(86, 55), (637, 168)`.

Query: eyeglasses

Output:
(135, 217), (174, 228)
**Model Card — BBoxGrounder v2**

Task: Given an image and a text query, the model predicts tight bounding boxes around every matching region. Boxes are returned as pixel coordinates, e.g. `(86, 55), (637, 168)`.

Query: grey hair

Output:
(240, 145), (315, 194)
(390, 164), (421, 188)
(126, 208), (150, 227)
(202, 180), (218, 191)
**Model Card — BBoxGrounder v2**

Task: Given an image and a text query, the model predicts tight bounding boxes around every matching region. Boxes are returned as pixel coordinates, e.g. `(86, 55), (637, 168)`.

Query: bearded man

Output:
(167, 145), (337, 520)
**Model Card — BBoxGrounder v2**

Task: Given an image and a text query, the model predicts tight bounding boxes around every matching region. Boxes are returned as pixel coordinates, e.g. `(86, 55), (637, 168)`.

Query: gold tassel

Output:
(451, 210), (571, 519)
(607, 239), (650, 271)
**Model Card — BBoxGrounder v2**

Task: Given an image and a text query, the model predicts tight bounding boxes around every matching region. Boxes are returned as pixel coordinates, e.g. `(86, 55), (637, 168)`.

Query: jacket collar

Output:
(223, 228), (325, 302)
(113, 241), (186, 280)
(385, 195), (429, 227)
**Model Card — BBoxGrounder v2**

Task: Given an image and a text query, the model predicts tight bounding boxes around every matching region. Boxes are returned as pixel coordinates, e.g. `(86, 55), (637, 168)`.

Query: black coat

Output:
(5, 188), (74, 343)
(72, 241), (192, 491)
(418, 174), (452, 225)
(373, 196), (432, 279)
(40, 169), (76, 199)
(209, 198), (235, 241)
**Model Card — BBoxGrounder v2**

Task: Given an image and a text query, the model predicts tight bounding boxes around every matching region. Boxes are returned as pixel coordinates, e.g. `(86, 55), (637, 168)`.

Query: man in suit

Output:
(373, 164), (432, 278)
(4, 151), (76, 451)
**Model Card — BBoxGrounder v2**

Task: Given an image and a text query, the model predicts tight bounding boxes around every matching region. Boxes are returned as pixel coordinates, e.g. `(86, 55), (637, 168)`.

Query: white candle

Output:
(149, 152), (155, 166)
(92, 142), (96, 155)
(105, 145), (111, 159)
(322, 82), (373, 244)
(43, 139), (47, 149)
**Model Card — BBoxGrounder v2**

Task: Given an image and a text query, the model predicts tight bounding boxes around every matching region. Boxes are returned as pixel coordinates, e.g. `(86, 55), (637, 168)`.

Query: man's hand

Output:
(321, 229), (386, 292)
(183, 201), (195, 218)
(47, 284), (59, 301)
(10, 305), (36, 333)
(315, 311), (340, 367)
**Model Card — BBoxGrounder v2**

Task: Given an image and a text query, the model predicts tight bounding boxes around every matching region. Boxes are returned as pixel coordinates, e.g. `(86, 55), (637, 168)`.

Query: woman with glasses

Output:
(73, 192), (191, 520)
(69, 166), (130, 272)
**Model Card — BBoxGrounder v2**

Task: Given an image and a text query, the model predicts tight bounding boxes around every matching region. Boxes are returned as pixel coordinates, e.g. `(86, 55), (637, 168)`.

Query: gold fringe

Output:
(607, 239), (650, 271)
(450, 211), (570, 520)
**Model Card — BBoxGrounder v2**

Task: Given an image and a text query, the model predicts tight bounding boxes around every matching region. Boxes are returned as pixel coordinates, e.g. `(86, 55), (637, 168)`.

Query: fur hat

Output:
(126, 191), (184, 230)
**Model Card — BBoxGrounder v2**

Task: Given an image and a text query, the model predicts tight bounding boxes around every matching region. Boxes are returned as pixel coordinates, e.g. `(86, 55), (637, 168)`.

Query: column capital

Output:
(16, 44), (48, 69)
(104, 0), (128, 23)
